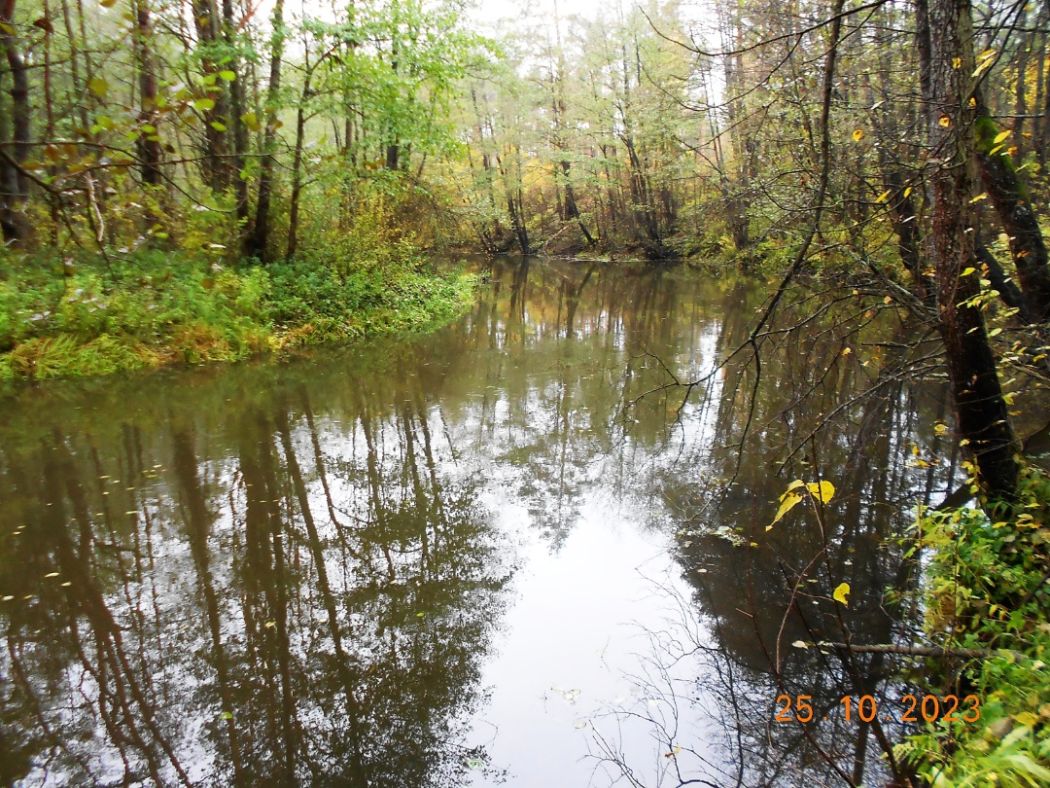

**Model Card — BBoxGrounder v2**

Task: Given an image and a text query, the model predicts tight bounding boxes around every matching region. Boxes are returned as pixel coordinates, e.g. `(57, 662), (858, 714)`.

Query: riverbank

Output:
(897, 465), (1050, 783)
(0, 249), (476, 385)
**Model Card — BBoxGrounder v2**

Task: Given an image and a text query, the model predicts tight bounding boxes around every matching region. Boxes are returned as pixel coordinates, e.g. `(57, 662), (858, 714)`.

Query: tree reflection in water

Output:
(1, 360), (510, 785)
(1, 258), (960, 786)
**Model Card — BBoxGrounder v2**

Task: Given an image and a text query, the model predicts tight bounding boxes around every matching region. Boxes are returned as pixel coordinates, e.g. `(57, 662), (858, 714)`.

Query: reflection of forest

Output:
(0, 259), (954, 785)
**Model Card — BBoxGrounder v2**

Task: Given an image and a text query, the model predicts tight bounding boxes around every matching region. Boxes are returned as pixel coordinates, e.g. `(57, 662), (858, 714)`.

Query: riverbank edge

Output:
(895, 464), (1050, 783)
(0, 252), (477, 388)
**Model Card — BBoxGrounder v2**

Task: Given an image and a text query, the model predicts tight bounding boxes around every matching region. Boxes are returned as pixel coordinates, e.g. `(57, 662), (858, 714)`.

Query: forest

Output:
(1, 0), (1049, 784)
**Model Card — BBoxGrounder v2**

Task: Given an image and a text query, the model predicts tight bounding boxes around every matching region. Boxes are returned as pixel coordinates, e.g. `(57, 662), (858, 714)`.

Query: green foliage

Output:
(896, 466), (1050, 784)
(0, 248), (474, 384)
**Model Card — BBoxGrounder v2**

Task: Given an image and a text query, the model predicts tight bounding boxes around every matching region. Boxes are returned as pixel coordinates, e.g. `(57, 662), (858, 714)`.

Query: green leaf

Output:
(833, 582), (850, 606)
(210, 121), (227, 132)
(88, 76), (108, 99)
(193, 98), (216, 111)
(219, 70), (237, 82)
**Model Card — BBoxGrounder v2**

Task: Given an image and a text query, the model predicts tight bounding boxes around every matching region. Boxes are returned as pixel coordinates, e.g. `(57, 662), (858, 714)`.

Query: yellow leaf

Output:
(841, 346), (852, 356)
(938, 115), (952, 128)
(768, 490), (804, 530)
(903, 186), (913, 198)
(969, 193), (988, 204)
(992, 129), (1011, 145)
(934, 422), (948, 436)
(833, 582), (850, 607)
(875, 190), (891, 204)
(952, 57), (962, 69)
(1014, 711), (1039, 727)
(961, 266), (976, 276)
(767, 480), (834, 529)
(806, 480), (835, 503)
(852, 128), (864, 142)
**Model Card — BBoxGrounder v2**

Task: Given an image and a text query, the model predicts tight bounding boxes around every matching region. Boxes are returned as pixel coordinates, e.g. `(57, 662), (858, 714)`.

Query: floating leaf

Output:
(833, 582), (850, 607)
(961, 266), (976, 277)
(874, 190), (891, 204)
(852, 128), (864, 142)
(969, 193), (988, 204)
(219, 711), (234, 720)
(992, 129), (1012, 145)
(903, 186), (913, 198)
(938, 115), (952, 128)
(792, 640), (809, 649)
(210, 120), (227, 132)
(219, 70), (237, 82)
(193, 97), (216, 111)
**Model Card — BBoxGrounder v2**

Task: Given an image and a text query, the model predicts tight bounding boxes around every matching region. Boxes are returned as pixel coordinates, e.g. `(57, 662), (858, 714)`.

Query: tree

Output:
(922, 0), (1020, 502)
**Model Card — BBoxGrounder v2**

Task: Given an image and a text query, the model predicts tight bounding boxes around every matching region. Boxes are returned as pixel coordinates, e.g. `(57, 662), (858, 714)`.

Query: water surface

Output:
(0, 258), (954, 786)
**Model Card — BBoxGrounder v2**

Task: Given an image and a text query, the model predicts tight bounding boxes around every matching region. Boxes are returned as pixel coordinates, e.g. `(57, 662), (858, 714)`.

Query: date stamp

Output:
(774, 693), (981, 724)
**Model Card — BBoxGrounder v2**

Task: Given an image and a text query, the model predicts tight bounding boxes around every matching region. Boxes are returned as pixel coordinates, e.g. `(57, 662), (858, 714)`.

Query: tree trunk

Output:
(974, 96), (1050, 322)
(925, 0), (1020, 503)
(286, 69), (312, 261)
(247, 0), (284, 262)
(0, 0), (30, 244)
(222, 0), (249, 233)
(192, 0), (230, 192)
(134, 0), (162, 188)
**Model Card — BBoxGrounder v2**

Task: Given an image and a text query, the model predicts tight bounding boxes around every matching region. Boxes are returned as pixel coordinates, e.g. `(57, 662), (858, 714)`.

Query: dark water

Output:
(0, 258), (958, 786)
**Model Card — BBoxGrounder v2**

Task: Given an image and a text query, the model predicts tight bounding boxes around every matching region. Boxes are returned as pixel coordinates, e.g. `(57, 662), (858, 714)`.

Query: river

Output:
(0, 258), (957, 786)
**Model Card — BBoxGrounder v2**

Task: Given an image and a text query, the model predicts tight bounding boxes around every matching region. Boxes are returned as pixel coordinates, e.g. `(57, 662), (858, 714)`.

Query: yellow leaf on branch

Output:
(833, 583), (850, 607)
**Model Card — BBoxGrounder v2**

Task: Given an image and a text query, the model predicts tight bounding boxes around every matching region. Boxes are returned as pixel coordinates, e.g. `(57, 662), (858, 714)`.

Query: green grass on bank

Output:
(897, 465), (1050, 785)
(0, 249), (476, 385)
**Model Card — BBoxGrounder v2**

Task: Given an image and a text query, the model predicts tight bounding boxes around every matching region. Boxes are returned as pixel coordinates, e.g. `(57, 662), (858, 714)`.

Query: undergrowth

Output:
(897, 464), (1050, 785)
(0, 248), (475, 384)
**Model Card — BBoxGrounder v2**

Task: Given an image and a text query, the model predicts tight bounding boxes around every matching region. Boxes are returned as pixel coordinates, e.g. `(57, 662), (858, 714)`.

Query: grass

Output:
(0, 248), (476, 385)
